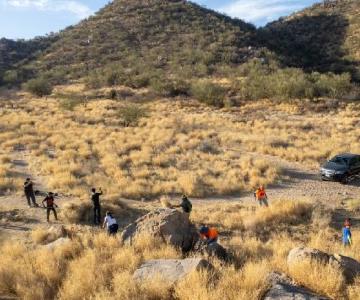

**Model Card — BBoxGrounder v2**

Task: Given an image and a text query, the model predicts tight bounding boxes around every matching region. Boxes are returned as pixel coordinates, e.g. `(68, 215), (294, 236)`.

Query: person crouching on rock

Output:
(199, 225), (218, 245)
(42, 192), (58, 222)
(103, 211), (118, 235)
(175, 194), (192, 215)
(342, 218), (352, 247)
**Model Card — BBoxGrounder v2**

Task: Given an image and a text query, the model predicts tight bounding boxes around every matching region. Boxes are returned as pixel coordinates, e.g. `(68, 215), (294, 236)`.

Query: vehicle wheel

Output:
(341, 174), (350, 184)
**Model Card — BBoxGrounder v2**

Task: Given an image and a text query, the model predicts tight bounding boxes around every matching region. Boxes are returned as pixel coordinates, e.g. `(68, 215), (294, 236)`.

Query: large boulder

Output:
(45, 237), (71, 250)
(193, 240), (229, 261)
(288, 247), (360, 283)
(133, 258), (212, 285)
(121, 208), (198, 251)
(264, 272), (329, 300)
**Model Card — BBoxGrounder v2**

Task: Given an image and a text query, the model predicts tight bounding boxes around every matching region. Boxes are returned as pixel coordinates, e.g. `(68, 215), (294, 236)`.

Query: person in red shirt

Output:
(42, 192), (58, 222)
(254, 185), (269, 207)
(199, 225), (218, 245)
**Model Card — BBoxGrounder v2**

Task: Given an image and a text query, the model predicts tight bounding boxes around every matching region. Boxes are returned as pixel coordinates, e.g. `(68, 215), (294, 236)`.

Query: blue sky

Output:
(0, 0), (320, 39)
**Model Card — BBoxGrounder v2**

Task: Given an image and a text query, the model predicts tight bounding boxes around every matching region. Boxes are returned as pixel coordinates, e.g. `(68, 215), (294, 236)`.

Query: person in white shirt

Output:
(103, 211), (118, 235)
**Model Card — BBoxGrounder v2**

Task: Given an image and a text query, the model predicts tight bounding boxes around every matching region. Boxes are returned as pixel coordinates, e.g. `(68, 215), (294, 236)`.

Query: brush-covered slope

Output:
(0, 36), (56, 85)
(261, 0), (360, 80)
(25, 0), (257, 82)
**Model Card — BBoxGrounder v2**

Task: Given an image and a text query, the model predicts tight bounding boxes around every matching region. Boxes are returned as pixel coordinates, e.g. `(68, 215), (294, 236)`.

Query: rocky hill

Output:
(13, 0), (258, 84)
(261, 0), (360, 80)
(0, 36), (56, 85)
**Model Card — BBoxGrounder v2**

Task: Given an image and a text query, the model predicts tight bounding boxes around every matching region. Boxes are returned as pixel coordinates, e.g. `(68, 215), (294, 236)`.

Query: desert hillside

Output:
(262, 0), (360, 80)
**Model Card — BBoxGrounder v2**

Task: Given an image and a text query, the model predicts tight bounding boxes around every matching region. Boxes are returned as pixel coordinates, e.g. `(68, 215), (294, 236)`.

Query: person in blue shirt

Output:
(342, 218), (352, 247)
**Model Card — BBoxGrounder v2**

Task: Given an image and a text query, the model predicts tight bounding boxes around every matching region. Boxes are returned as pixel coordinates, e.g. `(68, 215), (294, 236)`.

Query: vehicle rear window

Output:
(330, 157), (348, 165)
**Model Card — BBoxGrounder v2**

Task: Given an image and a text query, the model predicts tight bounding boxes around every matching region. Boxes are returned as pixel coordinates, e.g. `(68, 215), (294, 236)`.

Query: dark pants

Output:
(47, 207), (58, 222)
(108, 224), (119, 235)
(25, 192), (37, 206)
(94, 205), (101, 224)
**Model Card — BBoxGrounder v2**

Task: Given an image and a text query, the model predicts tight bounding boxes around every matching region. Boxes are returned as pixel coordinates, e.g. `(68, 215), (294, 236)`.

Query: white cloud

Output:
(219, 0), (306, 24)
(3, 0), (92, 19)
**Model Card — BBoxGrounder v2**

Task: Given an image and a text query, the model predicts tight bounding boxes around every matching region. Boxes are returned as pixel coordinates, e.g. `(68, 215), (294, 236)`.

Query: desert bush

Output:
(288, 260), (346, 299)
(59, 97), (85, 111)
(191, 80), (227, 107)
(85, 72), (104, 89)
(242, 200), (313, 231)
(150, 77), (189, 97)
(2, 70), (19, 86)
(61, 199), (129, 224)
(118, 104), (148, 127)
(235, 64), (353, 100)
(24, 78), (53, 97)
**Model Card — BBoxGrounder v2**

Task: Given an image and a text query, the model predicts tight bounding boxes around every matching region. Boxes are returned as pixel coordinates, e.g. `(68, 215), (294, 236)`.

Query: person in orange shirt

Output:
(199, 225), (218, 245)
(254, 185), (269, 207)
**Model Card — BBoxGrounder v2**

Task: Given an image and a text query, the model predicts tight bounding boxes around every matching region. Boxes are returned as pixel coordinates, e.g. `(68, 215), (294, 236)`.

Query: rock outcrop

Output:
(121, 208), (198, 251)
(288, 247), (360, 283)
(133, 258), (212, 285)
(264, 272), (329, 300)
(45, 237), (71, 250)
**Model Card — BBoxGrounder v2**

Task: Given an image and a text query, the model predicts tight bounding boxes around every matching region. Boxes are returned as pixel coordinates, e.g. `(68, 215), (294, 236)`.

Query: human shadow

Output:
(259, 13), (359, 81)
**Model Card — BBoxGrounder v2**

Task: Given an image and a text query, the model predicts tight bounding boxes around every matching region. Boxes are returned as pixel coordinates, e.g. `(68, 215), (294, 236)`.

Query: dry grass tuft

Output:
(243, 200), (312, 230)
(288, 260), (346, 299)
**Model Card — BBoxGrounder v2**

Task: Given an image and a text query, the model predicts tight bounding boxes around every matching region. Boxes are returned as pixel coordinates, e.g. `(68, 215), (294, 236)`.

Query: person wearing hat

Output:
(42, 192), (58, 222)
(103, 211), (118, 235)
(199, 225), (218, 245)
(175, 194), (192, 215)
(24, 178), (38, 207)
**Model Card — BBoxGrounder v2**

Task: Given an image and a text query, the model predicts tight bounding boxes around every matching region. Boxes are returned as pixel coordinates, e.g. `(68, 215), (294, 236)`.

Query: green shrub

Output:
(118, 104), (147, 127)
(24, 78), (53, 97)
(59, 97), (85, 111)
(190, 80), (227, 107)
(3, 70), (19, 86)
(108, 89), (117, 100)
(150, 77), (189, 97)
(85, 72), (104, 89)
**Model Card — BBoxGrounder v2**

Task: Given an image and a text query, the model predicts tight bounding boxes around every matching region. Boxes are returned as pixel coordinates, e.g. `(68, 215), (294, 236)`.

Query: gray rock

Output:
(264, 272), (329, 300)
(45, 237), (71, 250)
(121, 208), (198, 251)
(288, 247), (360, 283)
(45, 225), (67, 243)
(133, 258), (211, 285)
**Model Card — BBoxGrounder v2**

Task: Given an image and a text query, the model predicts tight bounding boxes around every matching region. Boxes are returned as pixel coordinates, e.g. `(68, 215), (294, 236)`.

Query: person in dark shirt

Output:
(24, 178), (38, 207)
(42, 192), (58, 222)
(175, 195), (192, 214)
(91, 188), (103, 225)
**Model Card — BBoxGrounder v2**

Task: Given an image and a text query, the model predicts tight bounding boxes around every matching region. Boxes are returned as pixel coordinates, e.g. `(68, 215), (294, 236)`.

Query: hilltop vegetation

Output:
(16, 0), (257, 85)
(0, 0), (359, 102)
(262, 0), (360, 81)
(0, 36), (57, 86)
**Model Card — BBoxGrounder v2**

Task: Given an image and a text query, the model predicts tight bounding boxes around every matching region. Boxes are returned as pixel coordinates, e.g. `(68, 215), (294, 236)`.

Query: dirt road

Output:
(1, 149), (359, 243)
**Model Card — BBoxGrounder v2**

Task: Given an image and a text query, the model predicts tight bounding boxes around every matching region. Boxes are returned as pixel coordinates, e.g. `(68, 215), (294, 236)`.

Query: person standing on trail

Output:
(175, 195), (192, 215)
(254, 185), (269, 207)
(342, 218), (352, 247)
(91, 188), (102, 225)
(42, 192), (58, 222)
(103, 211), (119, 235)
(24, 178), (38, 207)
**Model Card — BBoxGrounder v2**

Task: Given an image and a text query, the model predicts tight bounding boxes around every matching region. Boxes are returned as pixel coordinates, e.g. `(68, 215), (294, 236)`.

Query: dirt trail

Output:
(0, 148), (67, 243)
(1, 149), (359, 243)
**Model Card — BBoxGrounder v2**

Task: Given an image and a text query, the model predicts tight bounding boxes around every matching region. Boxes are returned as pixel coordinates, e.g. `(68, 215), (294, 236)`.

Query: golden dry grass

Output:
(2, 88), (360, 201)
(1, 197), (359, 299)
